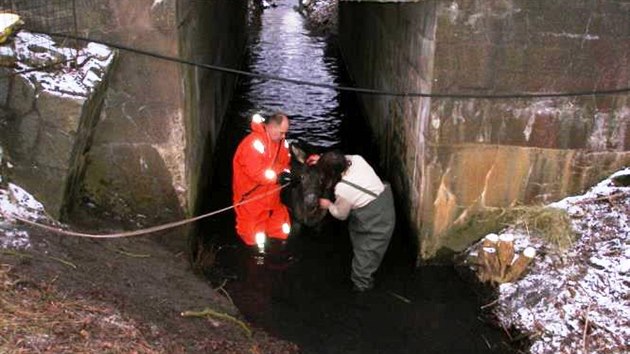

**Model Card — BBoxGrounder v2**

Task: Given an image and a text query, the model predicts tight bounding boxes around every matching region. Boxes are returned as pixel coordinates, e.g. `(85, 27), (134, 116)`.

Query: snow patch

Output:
(0, 183), (49, 250)
(12, 31), (115, 97)
(490, 168), (630, 353)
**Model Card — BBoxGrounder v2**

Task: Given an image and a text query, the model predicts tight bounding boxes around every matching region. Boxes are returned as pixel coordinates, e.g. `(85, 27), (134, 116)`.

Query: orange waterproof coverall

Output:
(232, 119), (291, 246)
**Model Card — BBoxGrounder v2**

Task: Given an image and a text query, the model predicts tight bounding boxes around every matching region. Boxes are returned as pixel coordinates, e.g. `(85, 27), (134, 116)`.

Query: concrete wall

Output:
(339, 0), (630, 260)
(178, 0), (249, 217)
(69, 0), (248, 229)
(0, 32), (115, 219)
(0, 0), (249, 242)
(339, 0), (437, 258)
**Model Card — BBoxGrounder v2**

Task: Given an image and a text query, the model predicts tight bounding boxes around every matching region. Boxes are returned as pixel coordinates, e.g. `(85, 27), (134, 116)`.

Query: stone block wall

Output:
(339, 0), (630, 260)
(0, 0), (249, 244)
(67, 0), (248, 230)
(68, 0), (187, 226)
(0, 32), (115, 219)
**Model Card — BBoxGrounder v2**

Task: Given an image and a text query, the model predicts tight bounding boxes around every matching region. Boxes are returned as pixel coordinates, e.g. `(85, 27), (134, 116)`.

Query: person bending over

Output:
(315, 151), (395, 292)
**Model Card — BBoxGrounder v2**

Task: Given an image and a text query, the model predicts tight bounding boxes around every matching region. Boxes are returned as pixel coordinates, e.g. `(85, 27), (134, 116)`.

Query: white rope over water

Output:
(1, 184), (289, 239)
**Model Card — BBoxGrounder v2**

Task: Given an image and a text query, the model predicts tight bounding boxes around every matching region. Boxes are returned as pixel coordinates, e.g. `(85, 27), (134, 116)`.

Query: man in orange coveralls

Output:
(232, 112), (292, 254)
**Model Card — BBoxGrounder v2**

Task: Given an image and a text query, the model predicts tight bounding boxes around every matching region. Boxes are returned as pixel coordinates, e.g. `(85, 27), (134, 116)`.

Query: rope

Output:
(29, 30), (630, 100)
(2, 184), (289, 239)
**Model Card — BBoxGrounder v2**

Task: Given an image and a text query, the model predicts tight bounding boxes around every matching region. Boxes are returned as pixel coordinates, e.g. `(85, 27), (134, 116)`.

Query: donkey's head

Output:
(281, 143), (330, 227)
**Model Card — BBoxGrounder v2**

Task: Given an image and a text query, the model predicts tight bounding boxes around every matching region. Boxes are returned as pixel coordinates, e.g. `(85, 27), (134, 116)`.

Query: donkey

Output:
(281, 143), (331, 231)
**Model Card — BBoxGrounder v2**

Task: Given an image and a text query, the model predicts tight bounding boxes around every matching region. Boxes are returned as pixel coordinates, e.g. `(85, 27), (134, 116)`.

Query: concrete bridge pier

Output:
(338, 0), (630, 260)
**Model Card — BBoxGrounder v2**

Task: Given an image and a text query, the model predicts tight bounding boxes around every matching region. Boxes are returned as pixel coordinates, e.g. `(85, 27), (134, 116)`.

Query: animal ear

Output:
(290, 143), (307, 164)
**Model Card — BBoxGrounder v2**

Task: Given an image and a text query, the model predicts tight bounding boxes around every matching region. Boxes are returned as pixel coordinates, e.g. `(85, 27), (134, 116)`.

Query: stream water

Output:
(200, 1), (515, 353)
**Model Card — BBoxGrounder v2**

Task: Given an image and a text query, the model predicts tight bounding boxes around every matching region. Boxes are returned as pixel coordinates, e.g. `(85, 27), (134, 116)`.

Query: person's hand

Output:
(278, 171), (292, 185)
(319, 198), (331, 209)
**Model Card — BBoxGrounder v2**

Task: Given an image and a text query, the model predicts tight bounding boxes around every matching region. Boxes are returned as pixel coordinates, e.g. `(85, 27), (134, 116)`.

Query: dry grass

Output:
(444, 205), (576, 253)
(0, 264), (160, 353)
(498, 205), (576, 250)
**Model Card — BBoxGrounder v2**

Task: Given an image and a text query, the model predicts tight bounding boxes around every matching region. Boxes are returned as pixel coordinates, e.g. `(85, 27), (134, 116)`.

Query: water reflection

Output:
(245, 0), (341, 148)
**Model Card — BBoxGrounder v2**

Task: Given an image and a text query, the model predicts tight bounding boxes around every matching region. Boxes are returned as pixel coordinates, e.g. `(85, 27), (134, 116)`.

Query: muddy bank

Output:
(0, 207), (298, 353)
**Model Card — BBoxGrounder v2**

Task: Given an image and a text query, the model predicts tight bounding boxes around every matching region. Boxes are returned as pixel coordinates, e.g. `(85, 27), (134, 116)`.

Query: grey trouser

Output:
(348, 184), (395, 290)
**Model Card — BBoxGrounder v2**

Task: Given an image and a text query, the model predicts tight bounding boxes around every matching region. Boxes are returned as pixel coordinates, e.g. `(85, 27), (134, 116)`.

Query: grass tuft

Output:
(500, 205), (576, 250)
(443, 205), (576, 253)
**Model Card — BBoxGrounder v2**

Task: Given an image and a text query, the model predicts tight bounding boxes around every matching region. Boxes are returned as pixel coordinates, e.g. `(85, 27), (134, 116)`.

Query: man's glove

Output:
(278, 171), (293, 185)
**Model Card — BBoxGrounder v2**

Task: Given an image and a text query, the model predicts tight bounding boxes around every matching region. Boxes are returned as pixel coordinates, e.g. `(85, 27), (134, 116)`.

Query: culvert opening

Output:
(190, 1), (512, 353)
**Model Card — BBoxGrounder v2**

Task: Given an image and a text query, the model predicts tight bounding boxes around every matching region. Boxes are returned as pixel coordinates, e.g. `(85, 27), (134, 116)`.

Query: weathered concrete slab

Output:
(71, 0), (249, 235)
(37, 90), (85, 134)
(339, 0), (630, 260)
(82, 144), (183, 225)
(15, 111), (40, 157)
(0, 1), (249, 248)
(8, 74), (36, 116)
(0, 31), (115, 219)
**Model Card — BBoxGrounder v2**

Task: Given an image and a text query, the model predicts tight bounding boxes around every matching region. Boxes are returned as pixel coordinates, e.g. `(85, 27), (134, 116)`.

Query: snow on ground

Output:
(0, 182), (49, 250)
(12, 31), (115, 97)
(488, 168), (630, 353)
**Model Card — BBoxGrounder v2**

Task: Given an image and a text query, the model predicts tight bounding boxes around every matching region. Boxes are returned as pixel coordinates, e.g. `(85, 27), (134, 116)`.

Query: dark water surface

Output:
(201, 1), (514, 353)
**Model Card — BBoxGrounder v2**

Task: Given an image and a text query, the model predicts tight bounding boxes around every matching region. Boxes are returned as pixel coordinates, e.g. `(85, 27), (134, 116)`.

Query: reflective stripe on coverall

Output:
(232, 118), (291, 246)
